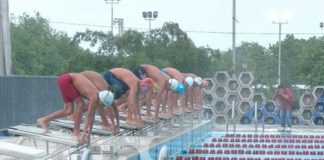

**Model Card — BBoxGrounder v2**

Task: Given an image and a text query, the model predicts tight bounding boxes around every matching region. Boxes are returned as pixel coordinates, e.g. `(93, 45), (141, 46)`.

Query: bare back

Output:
(142, 64), (169, 85)
(163, 67), (185, 83)
(110, 68), (139, 88)
(69, 73), (99, 99)
(80, 71), (108, 91)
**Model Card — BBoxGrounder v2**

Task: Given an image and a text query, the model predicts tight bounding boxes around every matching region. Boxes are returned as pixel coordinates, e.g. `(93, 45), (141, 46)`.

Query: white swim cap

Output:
(168, 79), (179, 91)
(194, 77), (203, 86)
(99, 90), (114, 106)
(184, 77), (194, 87)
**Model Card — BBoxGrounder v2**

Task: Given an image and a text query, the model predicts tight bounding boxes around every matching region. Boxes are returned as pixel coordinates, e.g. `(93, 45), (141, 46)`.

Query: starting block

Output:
(0, 141), (46, 159)
(140, 110), (170, 120)
(93, 116), (137, 130)
(50, 119), (114, 136)
(8, 124), (78, 146)
(141, 107), (170, 120)
(119, 112), (156, 124)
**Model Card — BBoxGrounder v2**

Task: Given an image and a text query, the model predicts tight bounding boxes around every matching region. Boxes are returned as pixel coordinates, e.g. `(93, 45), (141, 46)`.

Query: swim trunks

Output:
(103, 71), (129, 99)
(160, 68), (170, 78)
(57, 73), (80, 103)
(132, 65), (146, 80)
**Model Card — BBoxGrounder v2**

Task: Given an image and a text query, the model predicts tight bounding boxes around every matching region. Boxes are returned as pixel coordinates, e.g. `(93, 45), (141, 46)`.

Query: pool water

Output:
(129, 121), (213, 160)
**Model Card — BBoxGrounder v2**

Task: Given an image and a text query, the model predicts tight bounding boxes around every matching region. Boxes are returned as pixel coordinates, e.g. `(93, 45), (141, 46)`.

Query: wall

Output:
(0, 76), (62, 129)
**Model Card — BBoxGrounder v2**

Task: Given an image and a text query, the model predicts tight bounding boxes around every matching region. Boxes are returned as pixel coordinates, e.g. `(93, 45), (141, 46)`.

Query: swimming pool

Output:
(128, 120), (213, 160)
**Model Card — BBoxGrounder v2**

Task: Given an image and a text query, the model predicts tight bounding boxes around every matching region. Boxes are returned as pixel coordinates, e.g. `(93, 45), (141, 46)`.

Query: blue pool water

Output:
(129, 121), (213, 160)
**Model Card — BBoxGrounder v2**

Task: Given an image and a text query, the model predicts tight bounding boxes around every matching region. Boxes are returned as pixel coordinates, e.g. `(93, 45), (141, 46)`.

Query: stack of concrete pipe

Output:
(202, 71), (324, 126)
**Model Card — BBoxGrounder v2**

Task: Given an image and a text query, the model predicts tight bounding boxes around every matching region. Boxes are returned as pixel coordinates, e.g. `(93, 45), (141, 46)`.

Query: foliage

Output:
(9, 13), (324, 87)
(11, 12), (86, 75)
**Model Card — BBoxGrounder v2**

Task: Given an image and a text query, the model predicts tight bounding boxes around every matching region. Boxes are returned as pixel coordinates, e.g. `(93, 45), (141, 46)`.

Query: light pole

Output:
(104, 0), (121, 34)
(273, 21), (288, 85)
(142, 11), (158, 31)
(232, 0), (237, 75)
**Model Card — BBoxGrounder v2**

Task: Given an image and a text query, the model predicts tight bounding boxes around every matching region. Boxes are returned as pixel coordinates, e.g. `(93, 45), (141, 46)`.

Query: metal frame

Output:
(4, 108), (204, 160)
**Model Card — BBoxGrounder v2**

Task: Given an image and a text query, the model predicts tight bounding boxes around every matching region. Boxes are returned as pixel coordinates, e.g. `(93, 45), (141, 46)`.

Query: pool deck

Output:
(0, 110), (207, 160)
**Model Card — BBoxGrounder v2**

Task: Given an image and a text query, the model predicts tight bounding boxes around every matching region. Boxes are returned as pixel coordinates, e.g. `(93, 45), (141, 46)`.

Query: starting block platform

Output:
(50, 119), (118, 136)
(140, 110), (171, 120)
(8, 124), (78, 146)
(119, 112), (156, 124)
(141, 106), (187, 119)
(0, 141), (46, 159)
(93, 116), (137, 130)
(2, 107), (204, 160)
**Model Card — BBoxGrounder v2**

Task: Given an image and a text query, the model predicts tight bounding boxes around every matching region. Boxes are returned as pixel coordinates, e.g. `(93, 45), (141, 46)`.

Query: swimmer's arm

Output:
(97, 105), (110, 128)
(81, 99), (96, 144)
(112, 102), (120, 128)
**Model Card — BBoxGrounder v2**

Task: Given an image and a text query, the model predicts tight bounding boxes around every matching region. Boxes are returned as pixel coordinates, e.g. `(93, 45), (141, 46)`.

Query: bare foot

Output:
(37, 118), (49, 133)
(126, 118), (137, 126)
(160, 112), (170, 117)
(72, 132), (81, 141)
(78, 134), (88, 145)
(145, 114), (156, 120)
(153, 116), (160, 122)
(118, 106), (127, 114)
(135, 121), (144, 129)
(167, 112), (174, 118)
(103, 125), (114, 133)
(113, 126), (120, 133)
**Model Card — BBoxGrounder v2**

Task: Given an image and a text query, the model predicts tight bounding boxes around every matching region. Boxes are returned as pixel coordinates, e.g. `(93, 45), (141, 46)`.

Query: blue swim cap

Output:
(176, 83), (186, 94)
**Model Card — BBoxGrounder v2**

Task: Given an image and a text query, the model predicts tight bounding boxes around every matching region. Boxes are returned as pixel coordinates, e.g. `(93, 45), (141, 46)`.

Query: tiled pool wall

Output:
(129, 121), (213, 160)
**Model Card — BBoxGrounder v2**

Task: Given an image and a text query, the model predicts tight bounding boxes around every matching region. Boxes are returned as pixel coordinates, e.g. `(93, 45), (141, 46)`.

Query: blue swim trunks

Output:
(132, 65), (146, 80)
(160, 68), (169, 77)
(103, 71), (129, 99)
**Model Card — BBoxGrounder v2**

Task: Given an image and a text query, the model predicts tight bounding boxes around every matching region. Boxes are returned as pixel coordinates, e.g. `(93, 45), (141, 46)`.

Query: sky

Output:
(8, 0), (324, 51)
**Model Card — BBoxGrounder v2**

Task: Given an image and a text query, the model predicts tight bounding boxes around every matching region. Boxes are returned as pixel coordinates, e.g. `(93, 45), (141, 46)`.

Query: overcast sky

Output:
(8, 0), (324, 51)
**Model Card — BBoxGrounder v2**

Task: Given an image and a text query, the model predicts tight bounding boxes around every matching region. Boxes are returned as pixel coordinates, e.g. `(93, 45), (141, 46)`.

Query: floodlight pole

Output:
(149, 19), (152, 31)
(142, 11), (158, 31)
(273, 21), (288, 85)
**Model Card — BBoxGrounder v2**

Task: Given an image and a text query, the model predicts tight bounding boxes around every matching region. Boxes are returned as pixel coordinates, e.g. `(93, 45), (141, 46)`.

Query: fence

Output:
(0, 75), (62, 129)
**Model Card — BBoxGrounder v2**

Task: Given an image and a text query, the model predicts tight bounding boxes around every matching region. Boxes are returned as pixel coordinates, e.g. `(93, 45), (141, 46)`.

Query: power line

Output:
(41, 20), (324, 36)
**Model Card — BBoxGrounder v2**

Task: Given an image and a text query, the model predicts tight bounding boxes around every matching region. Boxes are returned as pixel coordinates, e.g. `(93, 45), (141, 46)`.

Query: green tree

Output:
(299, 36), (324, 86)
(235, 42), (276, 86)
(11, 12), (86, 75)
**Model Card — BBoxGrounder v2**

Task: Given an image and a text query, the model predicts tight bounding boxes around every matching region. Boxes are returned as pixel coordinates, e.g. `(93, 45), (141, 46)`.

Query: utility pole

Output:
(0, 0), (12, 75)
(232, 0), (237, 76)
(104, 0), (121, 34)
(273, 21), (288, 85)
